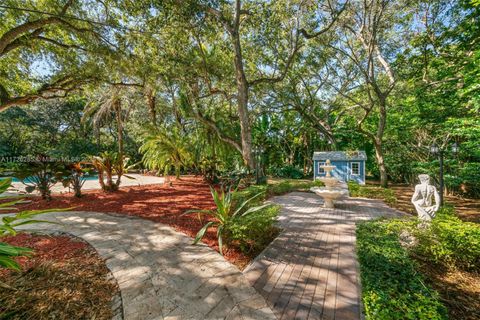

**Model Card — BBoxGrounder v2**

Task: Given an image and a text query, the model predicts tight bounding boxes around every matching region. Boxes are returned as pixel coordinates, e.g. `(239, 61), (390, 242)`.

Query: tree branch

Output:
(1, 10), (105, 56)
(35, 36), (89, 51)
(0, 76), (92, 112)
(300, 0), (348, 39)
(191, 106), (242, 153)
(248, 31), (302, 86)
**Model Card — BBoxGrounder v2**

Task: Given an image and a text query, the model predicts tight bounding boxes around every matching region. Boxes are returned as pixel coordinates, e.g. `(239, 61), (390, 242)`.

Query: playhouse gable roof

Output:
(313, 151), (367, 161)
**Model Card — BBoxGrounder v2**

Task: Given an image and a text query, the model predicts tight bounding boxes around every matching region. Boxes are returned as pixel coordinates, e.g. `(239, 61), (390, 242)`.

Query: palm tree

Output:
(88, 152), (132, 191)
(82, 86), (130, 186)
(140, 128), (192, 183)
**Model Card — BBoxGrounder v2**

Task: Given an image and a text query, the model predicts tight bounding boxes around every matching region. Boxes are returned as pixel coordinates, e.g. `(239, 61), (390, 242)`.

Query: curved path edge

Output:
(17, 211), (276, 320)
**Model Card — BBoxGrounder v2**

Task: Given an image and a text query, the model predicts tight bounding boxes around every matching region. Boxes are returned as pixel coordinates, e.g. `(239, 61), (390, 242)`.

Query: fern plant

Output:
(186, 187), (271, 255)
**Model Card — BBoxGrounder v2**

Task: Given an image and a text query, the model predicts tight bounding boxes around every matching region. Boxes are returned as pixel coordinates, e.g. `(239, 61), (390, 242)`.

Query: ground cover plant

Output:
(357, 208), (480, 320)
(348, 181), (397, 206)
(356, 220), (447, 320)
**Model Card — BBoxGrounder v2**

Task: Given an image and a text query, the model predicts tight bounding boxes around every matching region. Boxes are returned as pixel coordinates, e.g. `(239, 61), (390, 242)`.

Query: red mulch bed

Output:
(4, 176), (250, 268)
(0, 233), (88, 275)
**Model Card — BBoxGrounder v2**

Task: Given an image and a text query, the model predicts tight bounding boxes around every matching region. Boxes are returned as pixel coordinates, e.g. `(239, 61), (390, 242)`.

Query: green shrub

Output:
(348, 181), (397, 206)
(411, 210), (480, 271)
(232, 185), (268, 207)
(269, 165), (304, 179)
(233, 180), (324, 205)
(268, 181), (293, 195)
(357, 220), (447, 320)
(187, 187), (272, 255)
(228, 205), (280, 255)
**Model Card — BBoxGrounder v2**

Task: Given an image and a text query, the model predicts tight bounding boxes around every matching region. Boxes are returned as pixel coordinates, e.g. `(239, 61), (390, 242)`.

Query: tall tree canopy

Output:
(0, 0), (478, 196)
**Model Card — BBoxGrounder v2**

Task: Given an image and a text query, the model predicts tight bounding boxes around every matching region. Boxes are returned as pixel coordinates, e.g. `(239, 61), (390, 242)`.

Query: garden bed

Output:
(2, 177), (321, 269)
(356, 211), (480, 320)
(359, 181), (480, 223)
(0, 233), (119, 320)
(3, 176), (276, 269)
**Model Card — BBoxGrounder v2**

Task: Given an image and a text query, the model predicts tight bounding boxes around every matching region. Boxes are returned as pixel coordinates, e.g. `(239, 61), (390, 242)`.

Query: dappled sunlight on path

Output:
(16, 211), (275, 320)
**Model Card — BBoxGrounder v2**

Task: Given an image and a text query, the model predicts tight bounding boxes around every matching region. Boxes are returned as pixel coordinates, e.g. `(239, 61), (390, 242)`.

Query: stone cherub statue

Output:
(411, 174), (441, 221)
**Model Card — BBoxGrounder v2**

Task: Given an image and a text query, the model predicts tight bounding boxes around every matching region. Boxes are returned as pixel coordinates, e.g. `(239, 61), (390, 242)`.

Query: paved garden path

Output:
(243, 192), (403, 320)
(17, 211), (276, 320)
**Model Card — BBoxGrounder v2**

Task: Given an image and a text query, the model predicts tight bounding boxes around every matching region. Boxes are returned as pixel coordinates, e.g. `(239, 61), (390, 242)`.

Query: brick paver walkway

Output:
(17, 211), (276, 320)
(244, 192), (403, 320)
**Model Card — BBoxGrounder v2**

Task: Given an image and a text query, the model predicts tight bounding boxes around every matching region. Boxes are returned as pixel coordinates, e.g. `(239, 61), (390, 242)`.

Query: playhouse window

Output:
(318, 162), (325, 174)
(351, 162), (360, 175)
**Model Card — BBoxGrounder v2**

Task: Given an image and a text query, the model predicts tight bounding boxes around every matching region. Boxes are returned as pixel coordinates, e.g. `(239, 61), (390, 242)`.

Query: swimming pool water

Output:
(0, 175), (100, 183)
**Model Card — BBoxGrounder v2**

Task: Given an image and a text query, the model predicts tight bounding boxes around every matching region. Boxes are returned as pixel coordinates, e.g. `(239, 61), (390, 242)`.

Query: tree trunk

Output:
(114, 99), (123, 189)
(97, 170), (106, 191)
(374, 139), (388, 188)
(376, 98), (388, 188)
(106, 168), (114, 190)
(231, 15), (255, 171)
(146, 88), (157, 126)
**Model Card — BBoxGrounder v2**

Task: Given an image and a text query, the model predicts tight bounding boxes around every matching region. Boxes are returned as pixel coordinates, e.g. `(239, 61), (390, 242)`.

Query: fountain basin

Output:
(310, 187), (349, 208)
(318, 177), (343, 188)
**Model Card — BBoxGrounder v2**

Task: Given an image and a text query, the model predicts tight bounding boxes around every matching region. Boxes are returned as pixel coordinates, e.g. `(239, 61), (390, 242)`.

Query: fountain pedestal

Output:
(310, 159), (349, 208)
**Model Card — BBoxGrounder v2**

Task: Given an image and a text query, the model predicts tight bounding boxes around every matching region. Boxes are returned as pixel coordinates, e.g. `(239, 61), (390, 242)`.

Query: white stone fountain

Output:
(310, 159), (349, 208)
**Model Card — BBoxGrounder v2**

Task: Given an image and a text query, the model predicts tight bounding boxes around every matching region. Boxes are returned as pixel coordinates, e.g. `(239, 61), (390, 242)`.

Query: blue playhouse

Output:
(313, 151), (367, 185)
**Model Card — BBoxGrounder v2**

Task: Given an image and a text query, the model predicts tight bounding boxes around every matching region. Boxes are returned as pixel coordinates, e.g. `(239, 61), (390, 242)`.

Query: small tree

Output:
(15, 157), (68, 201)
(89, 152), (134, 192)
(62, 162), (90, 198)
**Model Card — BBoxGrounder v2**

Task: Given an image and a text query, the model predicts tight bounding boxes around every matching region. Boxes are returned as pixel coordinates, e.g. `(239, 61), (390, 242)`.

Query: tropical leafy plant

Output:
(61, 162), (92, 198)
(88, 151), (134, 192)
(140, 128), (192, 181)
(186, 188), (271, 255)
(0, 178), (63, 273)
(15, 158), (69, 201)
